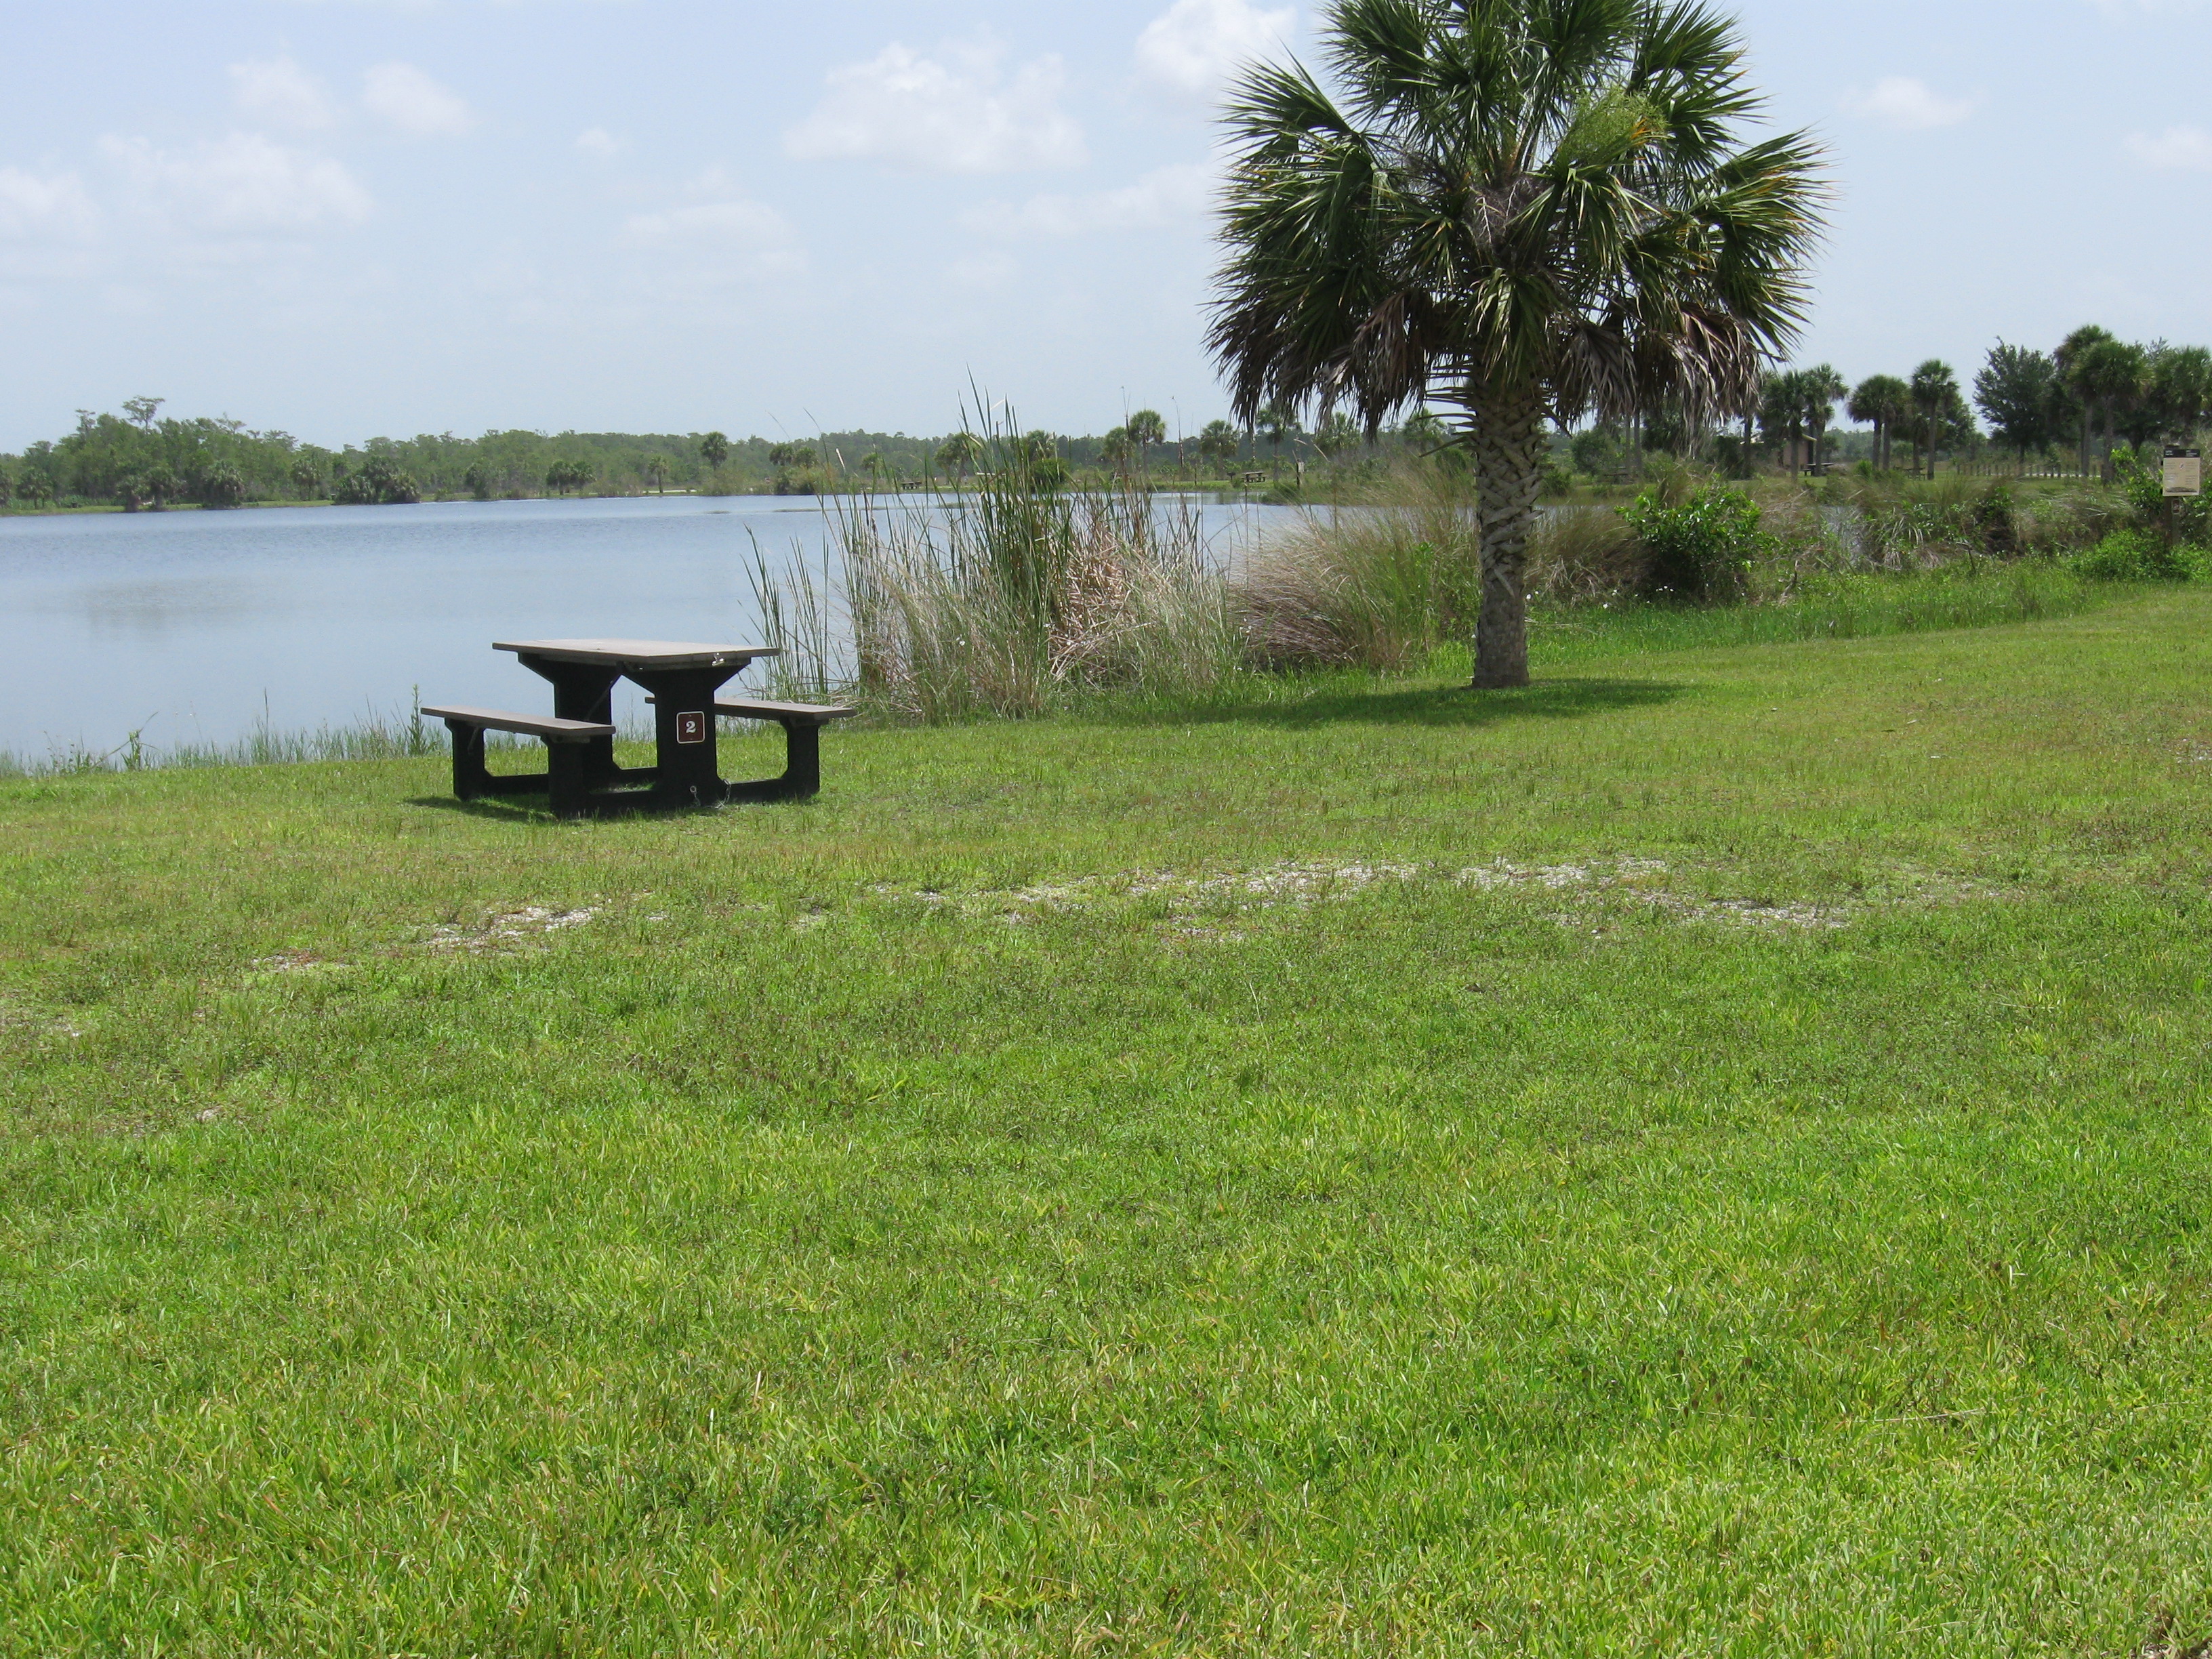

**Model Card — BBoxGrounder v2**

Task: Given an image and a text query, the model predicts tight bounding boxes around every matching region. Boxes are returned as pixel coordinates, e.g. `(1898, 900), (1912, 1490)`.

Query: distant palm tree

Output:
(643, 455), (670, 494)
(1908, 360), (1963, 478)
(935, 432), (983, 487)
(1313, 410), (1361, 462)
(1759, 369), (1809, 476)
(1254, 402), (1295, 479)
(1125, 409), (1166, 473)
(2062, 332), (2145, 470)
(699, 430), (730, 472)
(1208, 0), (1826, 685)
(1197, 418), (1241, 475)
(1848, 375), (1911, 473)
(1799, 364), (1846, 474)
(1400, 409), (1451, 458)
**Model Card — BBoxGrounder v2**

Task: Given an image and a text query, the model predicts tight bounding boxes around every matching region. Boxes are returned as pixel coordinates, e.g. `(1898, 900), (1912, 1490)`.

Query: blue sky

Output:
(1, 0), (2205, 449)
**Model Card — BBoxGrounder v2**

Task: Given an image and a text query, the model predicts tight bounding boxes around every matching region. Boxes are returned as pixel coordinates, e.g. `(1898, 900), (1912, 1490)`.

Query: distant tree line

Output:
(0, 398), (1455, 510)
(1564, 325), (2212, 483)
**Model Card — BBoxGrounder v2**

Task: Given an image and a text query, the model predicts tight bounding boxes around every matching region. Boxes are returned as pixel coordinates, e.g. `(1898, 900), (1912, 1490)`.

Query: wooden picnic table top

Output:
(493, 638), (780, 670)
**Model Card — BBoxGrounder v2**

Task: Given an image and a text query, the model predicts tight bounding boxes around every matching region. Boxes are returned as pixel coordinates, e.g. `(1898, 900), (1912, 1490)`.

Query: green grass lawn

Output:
(5, 590), (2212, 1655)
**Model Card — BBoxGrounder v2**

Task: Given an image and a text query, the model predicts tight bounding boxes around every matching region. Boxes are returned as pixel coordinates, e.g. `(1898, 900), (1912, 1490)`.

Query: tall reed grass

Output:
(752, 409), (1242, 722)
(1230, 468), (1482, 672)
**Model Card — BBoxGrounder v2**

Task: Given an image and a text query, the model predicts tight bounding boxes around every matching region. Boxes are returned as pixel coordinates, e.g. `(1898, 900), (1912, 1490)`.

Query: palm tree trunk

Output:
(1467, 389), (1545, 689)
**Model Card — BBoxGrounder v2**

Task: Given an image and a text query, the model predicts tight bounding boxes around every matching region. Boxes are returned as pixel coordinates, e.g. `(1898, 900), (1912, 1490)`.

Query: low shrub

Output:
(2068, 528), (2207, 582)
(1622, 483), (1771, 600)
(333, 456), (422, 506)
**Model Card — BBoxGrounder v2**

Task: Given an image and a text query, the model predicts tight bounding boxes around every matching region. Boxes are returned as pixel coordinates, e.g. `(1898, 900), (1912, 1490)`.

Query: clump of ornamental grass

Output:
(1524, 504), (1644, 602)
(769, 412), (1240, 723)
(1228, 463), (1483, 672)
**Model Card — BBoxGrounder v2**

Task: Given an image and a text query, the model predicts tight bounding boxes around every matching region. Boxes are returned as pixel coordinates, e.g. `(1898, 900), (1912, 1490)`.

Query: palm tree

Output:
(1848, 375), (1910, 472)
(1208, 0), (1826, 687)
(1125, 409), (1167, 473)
(643, 455), (670, 494)
(1759, 369), (1809, 476)
(1197, 418), (1242, 475)
(1798, 363), (1845, 475)
(935, 432), (983, 487)
(1908, 360), (1962, 478)
(2068, 335), (2146, 472)
(699, 430), (729, 472)
(2054, 327), (2118, 476)
(1313, 409), (1361, 462)
(1255, 401), (1296, 478)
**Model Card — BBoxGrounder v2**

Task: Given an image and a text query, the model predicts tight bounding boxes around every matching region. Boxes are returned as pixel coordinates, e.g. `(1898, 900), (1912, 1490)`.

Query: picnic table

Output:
(421, 638), (853, 818)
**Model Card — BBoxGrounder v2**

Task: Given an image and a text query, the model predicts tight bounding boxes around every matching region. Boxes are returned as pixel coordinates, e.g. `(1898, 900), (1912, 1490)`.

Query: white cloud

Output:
(620, 190), (803, 281)
(102, 133), (371, 232)
(1135, 0), (1293, 104)
(623, 199), (791, 248)
(575, 126), (623, 159)
(0, 167), (98, 238)
(361, 62), (478, 136)
(944, 250), (1019, 291)
(962, 162), (1214, 239)
(783, 39), (1086, 173)
(229, 56), (335, 129)
(1841, 77), (1977, 131)
(2127, 124), (2212, 169)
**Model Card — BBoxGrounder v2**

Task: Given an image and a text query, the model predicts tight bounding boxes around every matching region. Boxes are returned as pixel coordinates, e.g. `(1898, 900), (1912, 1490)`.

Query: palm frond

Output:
(1210, 0), (1828, 437)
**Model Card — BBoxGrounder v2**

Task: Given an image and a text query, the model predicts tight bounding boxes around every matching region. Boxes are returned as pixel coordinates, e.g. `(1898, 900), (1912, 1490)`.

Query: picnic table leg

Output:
(546, 740), (590, 819)
(445, 718), (490, 801)
(631, 667), (732, 807)
(776, 719), (821, 799)
(717, 716), (824, 802)
(516, 657), (632, 789)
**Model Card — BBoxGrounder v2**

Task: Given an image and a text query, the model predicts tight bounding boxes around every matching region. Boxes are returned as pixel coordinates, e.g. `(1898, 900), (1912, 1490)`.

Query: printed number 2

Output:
(676, 711), (706, 744)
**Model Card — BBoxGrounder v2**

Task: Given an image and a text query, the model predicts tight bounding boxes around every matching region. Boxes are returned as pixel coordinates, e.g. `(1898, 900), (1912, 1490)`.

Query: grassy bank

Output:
(6, 592), (2212, 1653)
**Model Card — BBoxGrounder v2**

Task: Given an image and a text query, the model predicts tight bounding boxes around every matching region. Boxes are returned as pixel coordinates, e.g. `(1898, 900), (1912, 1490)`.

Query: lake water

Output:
(0, 493), (1292, 758)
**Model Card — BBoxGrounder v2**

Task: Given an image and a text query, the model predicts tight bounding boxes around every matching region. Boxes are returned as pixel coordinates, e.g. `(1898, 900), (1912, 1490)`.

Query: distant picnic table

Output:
(422, 637), (853, 818)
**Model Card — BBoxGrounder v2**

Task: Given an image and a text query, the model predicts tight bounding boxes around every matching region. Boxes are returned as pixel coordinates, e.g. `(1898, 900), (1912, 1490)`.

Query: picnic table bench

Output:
(423, 638), (854, 818)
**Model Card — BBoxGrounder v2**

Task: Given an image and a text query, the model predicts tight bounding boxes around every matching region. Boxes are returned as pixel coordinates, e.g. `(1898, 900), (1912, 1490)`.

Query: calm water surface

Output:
(0, 493), (1289, 756)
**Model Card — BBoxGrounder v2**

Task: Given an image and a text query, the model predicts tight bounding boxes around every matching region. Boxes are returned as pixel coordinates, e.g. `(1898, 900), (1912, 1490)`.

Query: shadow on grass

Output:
(405, 794), (560, 823)
(1101, 675), (1687, 731)
(405, 792), (817, 822)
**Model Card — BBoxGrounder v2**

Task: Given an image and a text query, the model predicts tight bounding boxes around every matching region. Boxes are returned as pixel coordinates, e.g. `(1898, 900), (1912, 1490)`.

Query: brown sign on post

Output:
(676, 710), (707, 744)
(2164, 447), (2201, 497)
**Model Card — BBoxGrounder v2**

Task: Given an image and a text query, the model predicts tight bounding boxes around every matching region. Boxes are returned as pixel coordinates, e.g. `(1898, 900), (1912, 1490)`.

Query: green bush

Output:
(2068, 527), (2207, 582)
(193, 464), (246, 510)
(334, 456), (423, 506)
(1622, 483), (1772, 600)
